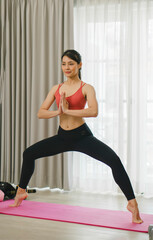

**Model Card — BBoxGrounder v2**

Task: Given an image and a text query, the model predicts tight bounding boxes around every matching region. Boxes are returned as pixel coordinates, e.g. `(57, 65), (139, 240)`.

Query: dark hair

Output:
(61, 49), (82, 79)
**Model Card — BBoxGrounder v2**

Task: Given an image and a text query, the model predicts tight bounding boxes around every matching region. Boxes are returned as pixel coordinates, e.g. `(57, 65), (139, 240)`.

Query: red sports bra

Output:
(55, 81), (86, 110)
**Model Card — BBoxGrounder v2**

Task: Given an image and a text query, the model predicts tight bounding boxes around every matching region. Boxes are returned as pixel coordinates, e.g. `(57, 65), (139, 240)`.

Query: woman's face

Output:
(61, 56), (82, 78)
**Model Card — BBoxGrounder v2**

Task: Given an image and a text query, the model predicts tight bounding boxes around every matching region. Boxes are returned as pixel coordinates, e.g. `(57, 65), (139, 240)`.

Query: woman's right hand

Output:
(58, 95), (63, 115)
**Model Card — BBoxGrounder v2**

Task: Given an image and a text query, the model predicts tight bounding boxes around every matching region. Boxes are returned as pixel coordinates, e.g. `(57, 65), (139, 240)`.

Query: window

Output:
(72, 0), (153, 195)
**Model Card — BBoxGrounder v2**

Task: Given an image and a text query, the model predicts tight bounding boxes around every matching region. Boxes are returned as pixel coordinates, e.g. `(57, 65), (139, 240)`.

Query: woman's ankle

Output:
(17, 186), (26, 194)
(128, 198), (137, 205)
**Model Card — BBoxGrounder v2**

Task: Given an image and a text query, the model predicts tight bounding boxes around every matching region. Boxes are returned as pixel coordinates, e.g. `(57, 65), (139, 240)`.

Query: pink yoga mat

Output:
(0, 200), (152, 233)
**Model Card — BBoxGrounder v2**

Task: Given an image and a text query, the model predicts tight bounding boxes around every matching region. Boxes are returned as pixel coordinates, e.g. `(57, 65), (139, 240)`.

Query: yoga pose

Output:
(11, 50), (143, 224)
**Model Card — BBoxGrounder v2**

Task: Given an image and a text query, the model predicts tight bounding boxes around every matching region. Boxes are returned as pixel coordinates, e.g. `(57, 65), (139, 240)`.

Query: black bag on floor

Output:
(0, 182), (17, 199)
(0, 181), (36, 200)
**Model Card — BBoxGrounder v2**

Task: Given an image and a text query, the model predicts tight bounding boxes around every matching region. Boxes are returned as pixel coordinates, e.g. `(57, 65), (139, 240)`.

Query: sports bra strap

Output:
(81, 81), (86, 88)
(57, 81), (85, 93)
(57, 82), (64, 90)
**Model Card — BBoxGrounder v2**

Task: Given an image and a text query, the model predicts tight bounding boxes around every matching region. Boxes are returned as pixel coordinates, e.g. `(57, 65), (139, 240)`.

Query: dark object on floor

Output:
(149, 225), (153, 240)
(0, 182), (36, 200)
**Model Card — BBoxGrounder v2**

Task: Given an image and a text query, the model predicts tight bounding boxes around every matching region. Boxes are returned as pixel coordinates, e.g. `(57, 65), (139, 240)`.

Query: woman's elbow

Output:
(92, 108), (98, 117)
(37, 113), (41, 119)
(93, 110), (98, 117)
(37, 110), (42, 119)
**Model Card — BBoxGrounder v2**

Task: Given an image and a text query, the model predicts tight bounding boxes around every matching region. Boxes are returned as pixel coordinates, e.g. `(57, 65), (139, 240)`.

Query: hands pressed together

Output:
(58, 92), (69, 115)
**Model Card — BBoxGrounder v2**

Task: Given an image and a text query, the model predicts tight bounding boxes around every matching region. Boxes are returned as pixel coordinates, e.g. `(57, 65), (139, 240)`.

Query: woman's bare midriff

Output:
(59, 114), (85, 130)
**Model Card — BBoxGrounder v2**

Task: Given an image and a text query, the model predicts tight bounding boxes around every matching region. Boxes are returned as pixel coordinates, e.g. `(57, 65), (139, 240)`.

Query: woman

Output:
(11, 50), (143, 224)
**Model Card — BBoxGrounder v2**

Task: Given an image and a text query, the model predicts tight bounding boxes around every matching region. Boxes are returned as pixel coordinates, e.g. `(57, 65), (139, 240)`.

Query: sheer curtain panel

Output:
(0, 0), (74, 189)
(73, 0), (153, 197)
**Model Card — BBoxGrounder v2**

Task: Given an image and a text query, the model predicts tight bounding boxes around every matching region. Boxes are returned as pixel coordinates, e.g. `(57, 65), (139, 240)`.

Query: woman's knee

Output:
(23, 147), (34, 160)
(108, 152), (123, 168)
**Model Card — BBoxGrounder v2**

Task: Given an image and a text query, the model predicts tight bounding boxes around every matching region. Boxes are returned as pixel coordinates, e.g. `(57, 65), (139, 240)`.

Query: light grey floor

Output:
(0, 189), (152, 240)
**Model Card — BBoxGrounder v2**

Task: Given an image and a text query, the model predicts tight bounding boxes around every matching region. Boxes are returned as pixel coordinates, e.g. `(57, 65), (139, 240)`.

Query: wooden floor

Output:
(0, 188), (152, 240)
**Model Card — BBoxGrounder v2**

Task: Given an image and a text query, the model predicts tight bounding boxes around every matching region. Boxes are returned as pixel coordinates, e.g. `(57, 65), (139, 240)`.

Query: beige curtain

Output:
(0, 0), (74, 189)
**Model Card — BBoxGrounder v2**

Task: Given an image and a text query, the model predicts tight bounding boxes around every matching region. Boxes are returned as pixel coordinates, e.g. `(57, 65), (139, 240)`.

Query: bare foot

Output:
(127, 199), (143, 224)
(9, 187), (28, 207)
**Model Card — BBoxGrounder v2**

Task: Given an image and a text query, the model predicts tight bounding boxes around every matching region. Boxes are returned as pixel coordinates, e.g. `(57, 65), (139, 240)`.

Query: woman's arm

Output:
(37, 85), (62, 119)
(61, 84), (98, 118)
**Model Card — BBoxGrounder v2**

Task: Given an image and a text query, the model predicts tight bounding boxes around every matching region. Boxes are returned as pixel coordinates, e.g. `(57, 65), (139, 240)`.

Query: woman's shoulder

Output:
(52, 84), (59, 90)
(82, 82), (96, 98)
(50, 83), (61, 94)
(82, 82), (95, 91)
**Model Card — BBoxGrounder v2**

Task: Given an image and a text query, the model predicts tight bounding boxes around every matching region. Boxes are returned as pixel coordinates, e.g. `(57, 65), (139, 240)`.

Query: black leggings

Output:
(19, 123), (135, 200)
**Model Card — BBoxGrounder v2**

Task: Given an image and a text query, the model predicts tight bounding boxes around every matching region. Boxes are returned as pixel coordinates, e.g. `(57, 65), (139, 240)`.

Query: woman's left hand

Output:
(61, 92), (69, 113)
